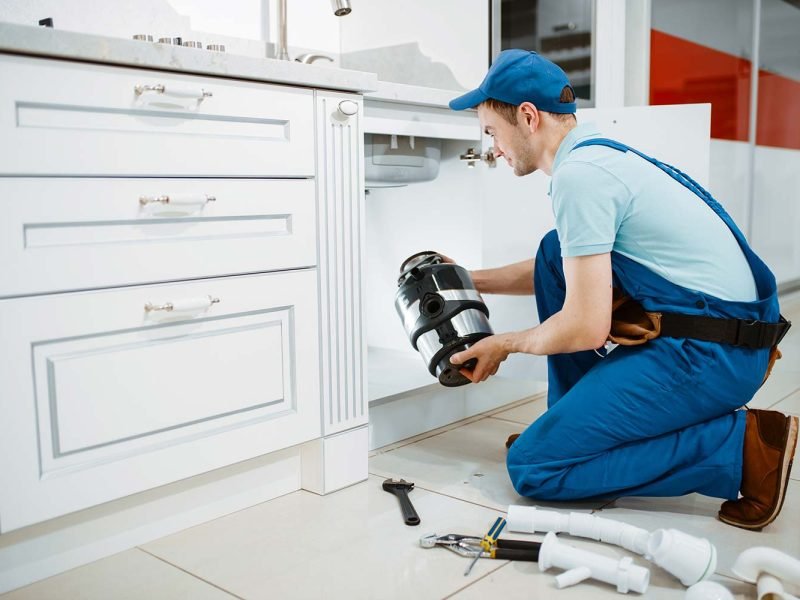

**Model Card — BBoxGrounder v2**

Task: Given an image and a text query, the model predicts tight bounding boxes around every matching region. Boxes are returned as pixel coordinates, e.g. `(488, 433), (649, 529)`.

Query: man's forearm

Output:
(504, 309), (609, 356)
(471, 259), (535, 295)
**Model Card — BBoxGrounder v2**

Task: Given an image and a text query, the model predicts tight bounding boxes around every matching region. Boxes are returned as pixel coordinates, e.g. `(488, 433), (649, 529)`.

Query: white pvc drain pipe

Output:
(508, 505), (717, 586)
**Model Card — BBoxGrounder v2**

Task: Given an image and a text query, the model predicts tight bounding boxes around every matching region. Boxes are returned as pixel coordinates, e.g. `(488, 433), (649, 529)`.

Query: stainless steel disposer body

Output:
(394, 251), (493, 387)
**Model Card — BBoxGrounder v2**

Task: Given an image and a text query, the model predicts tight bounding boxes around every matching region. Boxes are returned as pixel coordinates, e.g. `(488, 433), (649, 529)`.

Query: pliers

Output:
(420, 531), (542, 571)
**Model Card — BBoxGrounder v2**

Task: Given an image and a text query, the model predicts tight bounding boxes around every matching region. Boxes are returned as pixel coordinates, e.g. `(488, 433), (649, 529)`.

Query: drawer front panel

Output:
(0, 271), (320, 532)
(0, 55), (314, 176)
(46, 312), (288, 456)
(0, 178), (317, 297)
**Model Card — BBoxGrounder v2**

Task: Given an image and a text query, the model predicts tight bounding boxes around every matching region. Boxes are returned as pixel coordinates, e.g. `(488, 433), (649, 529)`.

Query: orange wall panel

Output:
(650, 29), (800, 150)
(650, 29), (751, 142)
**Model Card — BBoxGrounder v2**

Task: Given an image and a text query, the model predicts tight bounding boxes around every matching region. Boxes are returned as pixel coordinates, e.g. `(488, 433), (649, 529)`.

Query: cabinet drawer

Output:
(0, 178), (317, 297)
(0, 271), (320, 531)
(0, 54), (314, 176)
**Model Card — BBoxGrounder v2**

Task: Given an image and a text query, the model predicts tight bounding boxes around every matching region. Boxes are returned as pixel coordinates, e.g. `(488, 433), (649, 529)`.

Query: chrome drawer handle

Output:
(145, 295), (220, 313)
(139, 194), (216, 207)
(134, 83), (213, 99)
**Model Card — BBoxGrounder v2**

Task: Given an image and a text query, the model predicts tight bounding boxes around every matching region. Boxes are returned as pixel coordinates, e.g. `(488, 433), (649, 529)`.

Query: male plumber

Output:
(447, 49), (797, 530)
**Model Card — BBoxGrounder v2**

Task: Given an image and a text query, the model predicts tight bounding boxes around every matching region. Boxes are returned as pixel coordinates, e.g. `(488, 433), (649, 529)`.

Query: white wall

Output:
(0, 0), (266, 56)
(707, 140), (751, 228)
(0, 0), (486, 75)
(339, 0), (488, 90)
(752, 146), (800, 284)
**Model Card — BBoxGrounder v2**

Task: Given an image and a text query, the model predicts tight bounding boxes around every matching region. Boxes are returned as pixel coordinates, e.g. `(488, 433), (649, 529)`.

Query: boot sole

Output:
(718, 414), (799, 531)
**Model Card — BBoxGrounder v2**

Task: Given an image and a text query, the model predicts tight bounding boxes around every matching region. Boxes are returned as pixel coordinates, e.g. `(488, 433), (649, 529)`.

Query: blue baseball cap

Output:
(449, 49), (576, 114)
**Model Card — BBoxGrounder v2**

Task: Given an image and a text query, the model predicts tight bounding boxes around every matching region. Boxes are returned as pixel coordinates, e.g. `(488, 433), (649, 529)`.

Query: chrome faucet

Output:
(295, 53), (335, 64)
(276, 0), (352, 61)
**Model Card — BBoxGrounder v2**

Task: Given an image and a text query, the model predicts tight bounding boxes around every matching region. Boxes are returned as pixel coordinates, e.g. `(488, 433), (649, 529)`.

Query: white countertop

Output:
(0, 22), (378, 93)
(365, 80), (466, 110)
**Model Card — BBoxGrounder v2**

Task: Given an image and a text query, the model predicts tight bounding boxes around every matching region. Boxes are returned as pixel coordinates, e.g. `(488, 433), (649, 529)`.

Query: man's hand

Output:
(450, 334), (511, 383)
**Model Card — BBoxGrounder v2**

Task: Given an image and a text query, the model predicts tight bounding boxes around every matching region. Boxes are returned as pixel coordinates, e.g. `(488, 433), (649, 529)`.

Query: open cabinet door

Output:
(477, 103), (711, 381)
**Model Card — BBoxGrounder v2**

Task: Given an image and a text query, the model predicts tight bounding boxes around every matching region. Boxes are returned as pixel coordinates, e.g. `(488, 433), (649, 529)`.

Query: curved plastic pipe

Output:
(732, 547), (800, 600)
(507, 506), (650, 554)
(732, 547), (800, 585)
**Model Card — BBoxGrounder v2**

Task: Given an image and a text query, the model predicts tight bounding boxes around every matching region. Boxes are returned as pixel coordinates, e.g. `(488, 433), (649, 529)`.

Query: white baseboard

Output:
(368, 376), (546, 450)
(0, 446), (302, 594)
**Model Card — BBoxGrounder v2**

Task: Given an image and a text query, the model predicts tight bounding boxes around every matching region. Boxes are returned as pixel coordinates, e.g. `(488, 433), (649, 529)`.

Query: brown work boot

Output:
(718, 409), (799, 531)
(505, 433), (521, 449)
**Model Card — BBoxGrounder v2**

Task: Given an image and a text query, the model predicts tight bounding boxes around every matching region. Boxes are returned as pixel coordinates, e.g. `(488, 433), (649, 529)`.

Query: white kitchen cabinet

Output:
(314, 92), (368, 439)
(0, 21), (374, 589)
(0, 47), (368, 554)
(0, 55), (315, 177)
(0, 270), (320, 531)
(0, 178), (317, 297)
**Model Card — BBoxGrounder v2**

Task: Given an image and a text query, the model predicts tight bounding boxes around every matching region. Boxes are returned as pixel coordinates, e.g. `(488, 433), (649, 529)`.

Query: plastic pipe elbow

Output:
(732, 547), (800, 586)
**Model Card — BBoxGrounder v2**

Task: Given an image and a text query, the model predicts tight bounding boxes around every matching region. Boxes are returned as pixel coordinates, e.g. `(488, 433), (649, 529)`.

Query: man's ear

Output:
(518, 102), (539, 132)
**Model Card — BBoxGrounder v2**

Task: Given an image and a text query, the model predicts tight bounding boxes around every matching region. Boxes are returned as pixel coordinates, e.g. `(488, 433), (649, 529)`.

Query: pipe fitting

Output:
(646, 529), (717, 586)
(507, 506), (650, 555)
(507, 505), (717, 587)
(732, 547), (800, 585)
(539, 532), (650, 594)
(732, 546), (800, 600)
(685, 581), (735, 600)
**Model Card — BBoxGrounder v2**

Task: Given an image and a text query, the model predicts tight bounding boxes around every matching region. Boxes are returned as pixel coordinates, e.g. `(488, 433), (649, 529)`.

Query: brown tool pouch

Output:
(608, 289), (790, 384)
(607, 289), (662, 346)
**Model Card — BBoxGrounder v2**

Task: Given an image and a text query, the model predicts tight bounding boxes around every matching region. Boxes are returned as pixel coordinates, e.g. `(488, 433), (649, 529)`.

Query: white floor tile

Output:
(489, 396), (548, 425)
(143, 476), (516, 600)
(0, 549), (232, 600)
(450, 561), (755, 600)
(369, 418), (606, 512)
(594, 480), (800, 580)
(750, 364), (800, 409)
(771, 388), (800, 417)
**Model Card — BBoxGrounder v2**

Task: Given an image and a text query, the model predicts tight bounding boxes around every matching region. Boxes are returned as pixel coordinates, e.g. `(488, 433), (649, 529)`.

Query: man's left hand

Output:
(450, 334), (511, 383)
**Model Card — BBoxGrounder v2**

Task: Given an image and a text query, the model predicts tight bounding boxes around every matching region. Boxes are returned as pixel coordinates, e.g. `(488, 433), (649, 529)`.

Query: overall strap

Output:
(571, 138), (748, 247)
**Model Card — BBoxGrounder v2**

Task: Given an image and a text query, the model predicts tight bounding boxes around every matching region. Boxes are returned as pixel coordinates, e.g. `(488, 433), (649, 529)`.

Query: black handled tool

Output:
(382, 478), (420, 526)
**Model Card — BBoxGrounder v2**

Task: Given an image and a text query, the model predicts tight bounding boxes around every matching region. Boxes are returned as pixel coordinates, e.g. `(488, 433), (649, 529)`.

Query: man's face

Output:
(478, 104), (538, 177)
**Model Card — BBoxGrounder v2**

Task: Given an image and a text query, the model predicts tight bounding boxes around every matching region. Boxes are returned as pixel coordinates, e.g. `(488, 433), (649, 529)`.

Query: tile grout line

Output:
(487, 415), (532, 426)
(369, 472), (609, 516)
(441, 561), (513, 599)
(368, 472), (515, 514)
(765, 385), (800, 409)
(137, 547), (246, 600)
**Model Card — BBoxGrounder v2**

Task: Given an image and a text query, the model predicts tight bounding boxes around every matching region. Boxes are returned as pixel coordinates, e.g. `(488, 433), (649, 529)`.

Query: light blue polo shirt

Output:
(550, 123), (757, 302)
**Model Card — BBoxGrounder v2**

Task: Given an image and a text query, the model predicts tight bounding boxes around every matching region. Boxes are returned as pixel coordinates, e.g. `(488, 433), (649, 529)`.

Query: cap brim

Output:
(448, 87), (488, 111)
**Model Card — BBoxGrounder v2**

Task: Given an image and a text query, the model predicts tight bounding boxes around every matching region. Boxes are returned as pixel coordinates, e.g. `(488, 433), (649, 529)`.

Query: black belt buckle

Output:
(735, 315), (792, 348)
(775, 315), (792, 346)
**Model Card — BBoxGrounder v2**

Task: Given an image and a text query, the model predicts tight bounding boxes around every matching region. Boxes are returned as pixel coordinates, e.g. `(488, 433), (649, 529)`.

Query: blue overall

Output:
(506, 139), (780, 501)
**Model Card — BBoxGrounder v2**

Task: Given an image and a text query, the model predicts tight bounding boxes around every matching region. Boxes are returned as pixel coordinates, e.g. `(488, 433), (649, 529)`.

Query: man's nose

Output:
(493, 145), (504, 158)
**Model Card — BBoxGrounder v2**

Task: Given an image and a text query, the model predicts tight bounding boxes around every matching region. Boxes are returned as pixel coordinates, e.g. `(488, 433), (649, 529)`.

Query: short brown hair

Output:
(481, 86), (577, 125)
